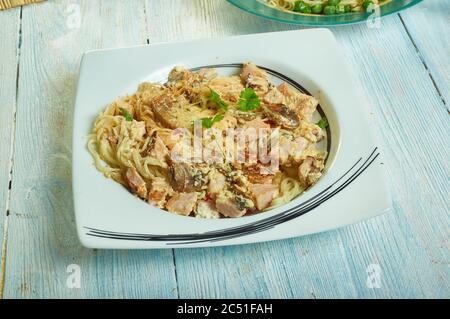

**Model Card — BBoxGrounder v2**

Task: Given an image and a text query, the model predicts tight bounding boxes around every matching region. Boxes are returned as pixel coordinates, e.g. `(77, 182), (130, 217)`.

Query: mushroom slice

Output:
(168, 161), (204, 192)
(262, 103), (300, 129)
(125, 168), (147, 199)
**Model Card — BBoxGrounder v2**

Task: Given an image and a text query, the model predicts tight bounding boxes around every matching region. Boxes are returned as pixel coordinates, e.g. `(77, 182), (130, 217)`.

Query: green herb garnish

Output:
(120, 108), (133, 121)
(238, 88), (260, 112)
(201, 114), (224, 129)
(317, 118), (329, 129)
(208, 89), (228, 111)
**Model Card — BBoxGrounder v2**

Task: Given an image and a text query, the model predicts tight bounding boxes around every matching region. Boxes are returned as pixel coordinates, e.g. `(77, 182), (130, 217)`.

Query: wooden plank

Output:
(144, 0), (296, 43)
(146, 0), (449, 298)
(333, 16), (449, 297)
(400, 0), (450, 106)
(0, 7), (21, 298)
(3, 0), (177, 298)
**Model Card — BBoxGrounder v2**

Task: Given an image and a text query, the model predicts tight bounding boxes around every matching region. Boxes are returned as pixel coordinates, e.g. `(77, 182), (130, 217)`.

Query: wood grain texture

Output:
(145, 0), (449, 298)
(333, 17), (450, 298)
(3, 0), (177, 298)
(0, 7), (21, 298)
(144, 0), (296, 43)
(400, 0), (450, 107)
(1, 0), (448, 299)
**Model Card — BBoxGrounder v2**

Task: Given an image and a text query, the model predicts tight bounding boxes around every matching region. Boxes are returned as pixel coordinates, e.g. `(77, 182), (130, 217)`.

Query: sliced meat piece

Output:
(298, 121), (324, 143)
(209, 76), (245, 103)
(289, 136), (309, 162)
(168, 161), (203, 192)
(146, 131), (169, 163)
(215, 192), (247, 218)
(278, 83), (319, 122)
(195, 200), (220, 219)
(208, 170), (226, 194)
(240, 63), (269, 93)
(250, 183), (279, 211)
(148, 178), (171, 208)
(263, 87), (285, 105)
(150, 92), (192, 129)
(262, 103), (300, 129)
(243, 164), (274, 184)
(125, 167), (147, 199)
(128, 120), (146, 141)
(298, 156), (325, 188)
(166, 192), (198, 216)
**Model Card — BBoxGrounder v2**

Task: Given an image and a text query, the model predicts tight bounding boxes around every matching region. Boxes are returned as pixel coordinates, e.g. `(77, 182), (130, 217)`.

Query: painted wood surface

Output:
(0, 0), (448, 298)
(2, 0), (177, 299)
(0, 7), (21, 298)
(145, 0), (450, 299)
(400, 0), (450, 107)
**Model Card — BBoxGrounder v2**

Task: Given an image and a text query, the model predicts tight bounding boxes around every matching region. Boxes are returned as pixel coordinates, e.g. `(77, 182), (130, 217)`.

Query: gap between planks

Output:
(398, 14), (447, 108)
(0, 6), (22, 299)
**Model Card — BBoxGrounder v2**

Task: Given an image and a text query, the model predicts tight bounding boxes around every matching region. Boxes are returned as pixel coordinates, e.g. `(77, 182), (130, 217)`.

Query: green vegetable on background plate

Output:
(282, 0), (388, 16)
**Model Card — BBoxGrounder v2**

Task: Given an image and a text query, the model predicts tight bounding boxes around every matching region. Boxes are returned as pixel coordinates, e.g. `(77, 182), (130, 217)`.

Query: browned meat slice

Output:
(240, 63), (269, 93)
(263, 87), (285, 105)
(243, 164), (274, 184)
(146, 131), (169, 163)
(168, 161), (204, 192)
(298, 156), (325, 188)
(209, 76), (245, 103)
(168, 66), (217, 85)
(278, 83), (319, 121)
(250, 183), (279, 211)
(215, 192), (248, 218)
(207, 170), (226, 194)
(150, 92), (193, 129)
(125, 168), (147, 199)
(262, 103), (300, 129)
(166, 192), (198, 216)
(148, 178), (171, 208)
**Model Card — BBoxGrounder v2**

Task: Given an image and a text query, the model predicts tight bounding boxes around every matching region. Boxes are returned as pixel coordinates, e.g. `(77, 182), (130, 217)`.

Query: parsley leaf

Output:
(209, 89), (228, 111)
(317, 118), (329, 129)
(238, 88), (260, 111)
(201, 114), (224, 128)
(119, 108), (133, 121)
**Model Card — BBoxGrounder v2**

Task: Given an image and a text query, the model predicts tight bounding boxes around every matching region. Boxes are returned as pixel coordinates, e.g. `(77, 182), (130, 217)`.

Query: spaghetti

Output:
(88, 63), (327, 218)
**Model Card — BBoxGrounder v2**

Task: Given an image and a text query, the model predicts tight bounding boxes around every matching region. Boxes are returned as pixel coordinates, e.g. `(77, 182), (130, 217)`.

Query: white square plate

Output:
(73, 29), (391, 249)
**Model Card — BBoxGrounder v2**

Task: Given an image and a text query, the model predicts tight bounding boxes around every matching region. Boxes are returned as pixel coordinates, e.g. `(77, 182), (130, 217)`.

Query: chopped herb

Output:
(201, 114), (224, 128)
(317, 118), (329, 129)
(238, 88), (260, 111)
(120, 108), (133, 121)
(208, 89), (228, 111)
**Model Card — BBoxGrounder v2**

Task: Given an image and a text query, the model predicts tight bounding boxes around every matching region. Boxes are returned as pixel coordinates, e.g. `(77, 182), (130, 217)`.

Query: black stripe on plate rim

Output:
(85, 147), (380, 244)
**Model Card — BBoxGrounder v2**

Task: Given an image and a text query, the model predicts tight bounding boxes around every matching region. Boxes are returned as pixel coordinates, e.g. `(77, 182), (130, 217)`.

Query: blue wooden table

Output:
(0, 0), (448, 299)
